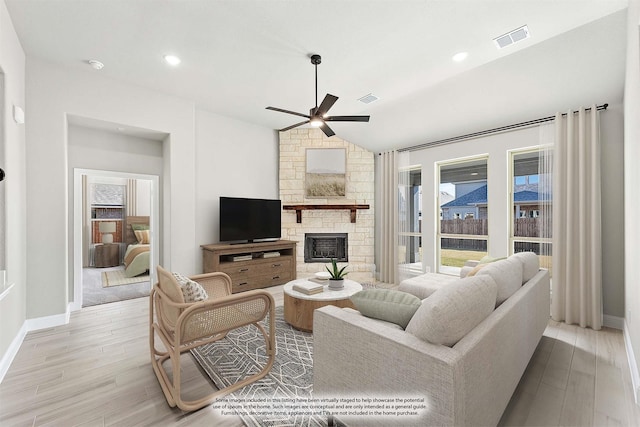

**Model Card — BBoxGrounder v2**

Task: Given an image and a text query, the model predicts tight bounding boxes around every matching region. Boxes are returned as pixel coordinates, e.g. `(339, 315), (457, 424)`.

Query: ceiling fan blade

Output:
(325, 115), (370, 122)
(266, 106), (310, 119)
(319, 122), (335, 137)
(279, 120), (310, 132)
(316, 94), (339, 116)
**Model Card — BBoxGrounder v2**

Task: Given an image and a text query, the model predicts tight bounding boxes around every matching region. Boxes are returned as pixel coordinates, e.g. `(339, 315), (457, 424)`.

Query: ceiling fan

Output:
(266, 54), (370, 137)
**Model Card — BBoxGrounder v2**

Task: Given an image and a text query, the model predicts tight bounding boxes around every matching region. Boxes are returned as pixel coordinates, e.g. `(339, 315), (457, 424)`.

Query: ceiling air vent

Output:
(358, 93), (380, 104)
(493, 25), (530, 49)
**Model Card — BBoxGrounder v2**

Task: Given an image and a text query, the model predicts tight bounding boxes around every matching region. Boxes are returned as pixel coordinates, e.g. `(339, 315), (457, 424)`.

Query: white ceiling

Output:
(5, 0), (628, 152)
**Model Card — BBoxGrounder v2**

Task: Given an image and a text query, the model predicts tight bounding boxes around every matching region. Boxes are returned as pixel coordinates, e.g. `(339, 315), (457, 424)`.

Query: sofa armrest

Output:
(313, 305), (464, 427)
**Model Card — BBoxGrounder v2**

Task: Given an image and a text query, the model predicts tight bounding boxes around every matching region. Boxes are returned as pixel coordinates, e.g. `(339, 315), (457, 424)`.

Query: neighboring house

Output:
(441, 184), (488, 220)
(441, 184), (551, 220)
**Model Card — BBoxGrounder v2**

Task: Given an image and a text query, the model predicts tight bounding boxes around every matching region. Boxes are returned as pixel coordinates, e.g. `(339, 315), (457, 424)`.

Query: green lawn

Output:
(440, 249), (487, 267)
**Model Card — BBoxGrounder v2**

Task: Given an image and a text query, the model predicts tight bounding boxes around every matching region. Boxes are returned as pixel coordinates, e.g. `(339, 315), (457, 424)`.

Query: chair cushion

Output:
(405, 275), (497, 346)
(350, 289), (422, 329)
(172, 272), (209, 302)
(511, 252), (540, 283)
(476, 257), (523, 306)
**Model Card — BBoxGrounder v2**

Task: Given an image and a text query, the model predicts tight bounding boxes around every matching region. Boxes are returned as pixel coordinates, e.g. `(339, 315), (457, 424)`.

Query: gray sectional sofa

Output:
(313, 253), (550, 426)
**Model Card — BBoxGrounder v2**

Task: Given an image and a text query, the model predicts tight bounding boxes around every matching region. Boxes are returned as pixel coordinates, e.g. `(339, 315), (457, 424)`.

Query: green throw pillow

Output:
(131, 223), (150, 231)
(350, 289), (422, 329)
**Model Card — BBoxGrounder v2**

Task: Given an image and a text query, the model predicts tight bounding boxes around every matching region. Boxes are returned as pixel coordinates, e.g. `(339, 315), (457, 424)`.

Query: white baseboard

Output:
(25, 308), (70, 332)
(604, 314), (624, 330)
(624, 320), (640, 405)
(0, 321), (27, 383)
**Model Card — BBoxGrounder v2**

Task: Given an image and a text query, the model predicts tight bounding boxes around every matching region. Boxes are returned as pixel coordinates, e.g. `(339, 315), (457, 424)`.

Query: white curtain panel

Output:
(538, 123), (554, 269)
(379, 151), (399, 284)
(126, 179), (137, 216)
(551, 106), (602, 330)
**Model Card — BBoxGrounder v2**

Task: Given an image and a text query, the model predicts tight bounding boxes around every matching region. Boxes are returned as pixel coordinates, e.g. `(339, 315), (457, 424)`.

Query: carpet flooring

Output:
(191, 306), (325, 427)
(82, 266), (150, 307)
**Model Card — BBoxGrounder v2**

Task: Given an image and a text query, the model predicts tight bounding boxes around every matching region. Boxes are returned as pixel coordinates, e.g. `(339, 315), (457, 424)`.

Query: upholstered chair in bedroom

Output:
(149, 265), (275, 411)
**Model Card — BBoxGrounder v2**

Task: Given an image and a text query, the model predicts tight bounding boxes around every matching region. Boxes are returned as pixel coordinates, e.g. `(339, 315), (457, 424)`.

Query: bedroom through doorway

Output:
(73, 170), (159, 308)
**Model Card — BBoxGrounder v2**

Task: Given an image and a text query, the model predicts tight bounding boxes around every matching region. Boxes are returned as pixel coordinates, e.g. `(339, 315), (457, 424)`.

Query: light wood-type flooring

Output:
(1, 284), (638, 426)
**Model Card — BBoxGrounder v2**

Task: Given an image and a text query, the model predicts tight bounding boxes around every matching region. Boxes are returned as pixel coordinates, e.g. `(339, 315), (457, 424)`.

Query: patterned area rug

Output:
(191, 306), (325, 427)
(101, 270), (149, 287)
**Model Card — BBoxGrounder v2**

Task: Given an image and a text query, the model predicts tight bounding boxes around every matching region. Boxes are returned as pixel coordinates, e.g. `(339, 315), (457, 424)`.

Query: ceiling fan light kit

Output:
(266, 54), (370, 137)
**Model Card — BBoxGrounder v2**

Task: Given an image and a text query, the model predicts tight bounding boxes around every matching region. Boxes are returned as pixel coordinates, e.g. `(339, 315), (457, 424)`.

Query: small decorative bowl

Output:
(315, 271), (331, 280)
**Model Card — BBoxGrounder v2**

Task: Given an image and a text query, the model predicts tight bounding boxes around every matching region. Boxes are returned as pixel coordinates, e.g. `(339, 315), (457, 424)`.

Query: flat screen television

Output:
(219, 197), (282, 243)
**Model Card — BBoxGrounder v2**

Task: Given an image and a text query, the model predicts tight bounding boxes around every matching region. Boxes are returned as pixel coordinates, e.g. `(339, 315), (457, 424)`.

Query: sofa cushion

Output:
(512, 252), (540, 283)
(405, 275), (497, 346)
(476, 257), (523, 306)
(350, 289), (422, 329)
(398, 272), (459, 299)
(172, 272), (209, 303)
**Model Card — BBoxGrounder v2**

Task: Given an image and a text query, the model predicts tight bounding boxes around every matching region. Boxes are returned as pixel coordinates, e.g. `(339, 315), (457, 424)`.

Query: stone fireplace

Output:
(279, 128), (375, 283)
(304, 233), (348, 263)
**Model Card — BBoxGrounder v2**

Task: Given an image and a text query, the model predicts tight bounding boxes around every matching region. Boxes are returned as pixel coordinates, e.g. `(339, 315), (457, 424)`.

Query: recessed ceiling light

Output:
(452, 52), (468, 62)
(163, 55), (181, 66)
(88, 59), (104, 70)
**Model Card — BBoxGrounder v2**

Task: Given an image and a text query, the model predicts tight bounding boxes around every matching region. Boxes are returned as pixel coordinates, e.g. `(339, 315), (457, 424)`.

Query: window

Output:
(437, 157), (488, 275)
(399, 167), (422, 275)
(510, 149), (552, 272)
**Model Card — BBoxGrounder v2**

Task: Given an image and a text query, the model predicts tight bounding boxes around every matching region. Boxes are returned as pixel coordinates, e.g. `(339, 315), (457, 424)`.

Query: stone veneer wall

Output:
(279, 128), (375, 283)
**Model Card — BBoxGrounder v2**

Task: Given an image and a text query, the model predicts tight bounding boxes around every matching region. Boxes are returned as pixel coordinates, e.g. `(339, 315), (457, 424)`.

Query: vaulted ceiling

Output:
(5, 0), (628, 152)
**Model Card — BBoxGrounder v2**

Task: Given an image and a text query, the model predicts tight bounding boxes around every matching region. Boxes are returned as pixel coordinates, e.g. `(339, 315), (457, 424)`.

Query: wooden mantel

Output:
(283, 204), (370, 223)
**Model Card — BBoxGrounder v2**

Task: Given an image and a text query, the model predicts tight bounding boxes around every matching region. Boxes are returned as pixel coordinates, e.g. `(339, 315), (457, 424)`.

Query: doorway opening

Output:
(73, 169), (159, 308)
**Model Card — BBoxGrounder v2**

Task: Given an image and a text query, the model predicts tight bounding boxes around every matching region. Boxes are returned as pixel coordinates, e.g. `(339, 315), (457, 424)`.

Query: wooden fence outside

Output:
(440, 218), (550, 251)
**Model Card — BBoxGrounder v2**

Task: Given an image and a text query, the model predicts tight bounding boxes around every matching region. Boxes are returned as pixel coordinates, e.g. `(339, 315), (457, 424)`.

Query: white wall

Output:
(67, 124), (164, 294)
(24, 57), (278, 320)
(401, 104), (625, 320)
(194, 109), (278, 272)
(0, 0), (26, 377)
(624, 0), (640, 401)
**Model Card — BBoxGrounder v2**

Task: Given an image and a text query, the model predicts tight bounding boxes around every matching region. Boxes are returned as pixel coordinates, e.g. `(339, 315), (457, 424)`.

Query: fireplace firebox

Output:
(304, 233), (348, 263)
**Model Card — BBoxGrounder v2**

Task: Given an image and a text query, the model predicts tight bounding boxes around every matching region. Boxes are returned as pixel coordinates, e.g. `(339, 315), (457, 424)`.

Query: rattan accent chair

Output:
(150, 265), (276, 412)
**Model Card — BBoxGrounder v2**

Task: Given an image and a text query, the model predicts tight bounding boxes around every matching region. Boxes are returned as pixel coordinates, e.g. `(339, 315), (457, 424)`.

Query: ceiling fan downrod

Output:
(311, 54), (321, 112)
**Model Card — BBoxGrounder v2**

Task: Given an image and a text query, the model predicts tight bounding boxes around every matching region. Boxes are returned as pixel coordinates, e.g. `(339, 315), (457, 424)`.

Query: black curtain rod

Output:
(394, 103), (608, 153)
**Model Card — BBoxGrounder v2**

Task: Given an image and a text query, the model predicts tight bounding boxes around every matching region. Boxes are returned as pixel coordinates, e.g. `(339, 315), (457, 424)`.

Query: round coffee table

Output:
(283, 279), (363, 332)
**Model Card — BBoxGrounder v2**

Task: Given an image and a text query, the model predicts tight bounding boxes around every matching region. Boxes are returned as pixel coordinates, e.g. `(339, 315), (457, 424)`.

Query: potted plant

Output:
(326, 258), (348, 289)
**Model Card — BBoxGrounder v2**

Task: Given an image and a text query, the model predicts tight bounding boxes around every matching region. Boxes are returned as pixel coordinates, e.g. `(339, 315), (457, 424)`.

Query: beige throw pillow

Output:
(476, 257), (523, 306)
(405, 275), (497, 346)
(172, 272), (209, 303)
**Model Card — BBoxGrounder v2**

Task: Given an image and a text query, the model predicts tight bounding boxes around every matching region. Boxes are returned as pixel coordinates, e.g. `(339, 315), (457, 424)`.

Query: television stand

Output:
(201, 240), (297, 293)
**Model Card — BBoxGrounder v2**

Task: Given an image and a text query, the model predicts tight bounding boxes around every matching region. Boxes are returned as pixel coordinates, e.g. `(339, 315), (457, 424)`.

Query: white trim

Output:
(624, 319), (640, 405)
(0, 304), (75, 383)
(0, 282), (15, 302)
(603, 314), (624, 330)
(25, 308), (70, 332)
(0, 321), (27, 383)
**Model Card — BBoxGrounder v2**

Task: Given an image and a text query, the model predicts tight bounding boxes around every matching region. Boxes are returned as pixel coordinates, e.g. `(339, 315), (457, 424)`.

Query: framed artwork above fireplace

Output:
(305, 148), (346, 198)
